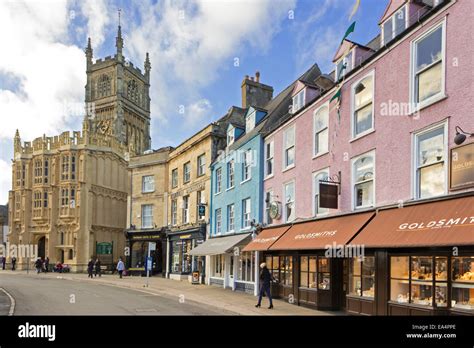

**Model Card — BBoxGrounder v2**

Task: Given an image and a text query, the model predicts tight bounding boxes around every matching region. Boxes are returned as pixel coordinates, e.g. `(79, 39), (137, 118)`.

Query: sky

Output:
(0, 0), (388, 205)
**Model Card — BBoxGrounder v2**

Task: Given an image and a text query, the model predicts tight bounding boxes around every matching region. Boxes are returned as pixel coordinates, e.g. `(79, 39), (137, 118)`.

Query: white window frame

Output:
(242, 198), (251, 229)
(227, 204), (235, 232)
(411, 120), (448, 199)
(351, 70), (375, 140)
(215, 167), (222, 194)
(335, 49), (354, 81)
(264, 189), (273, 225)
(183, 162), (191, 183)
(313, 102), (330, 157)
(171, 168), (178, 188)
(283, 180), (296, 223)
(227, 127), (235, 146)
(215, 208), (222, 235)
(142, 175), (155, 193)
(283, 125), (296, 170)
(227, 160), (235, 189)
(409, 19), (446, 113)
(351, 150), (376, 210)
(312, 168), (330, 217)
(197, 154), (206, 176)
(264, 139), (274, 178)
(246, 111), (256, 132)
(242, 150), (252, 182)
(171, 199), (177, 226)
(292, 88), (306, 113)
(182, 196), (189, 224)
(381, 4), (408, 46)
(141, 204), (153, 229)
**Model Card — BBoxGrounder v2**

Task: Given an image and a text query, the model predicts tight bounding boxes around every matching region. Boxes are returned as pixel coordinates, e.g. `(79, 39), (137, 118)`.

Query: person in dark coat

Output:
(1, 256), (6, 270)
(11, 257), (16, 271)
(35, 258), (42, 274)
(256, 262), (274, 309)
(44, 257), (50, 273)
(94, 258), (101, 277)
(87, 259), (94, 278)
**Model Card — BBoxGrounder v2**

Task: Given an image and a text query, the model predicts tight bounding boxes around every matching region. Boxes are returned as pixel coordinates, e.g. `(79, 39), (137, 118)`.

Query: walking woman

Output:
(255, 262), (274, 309)
(116, 257), (125, 278)
(87, 259), (94, 278)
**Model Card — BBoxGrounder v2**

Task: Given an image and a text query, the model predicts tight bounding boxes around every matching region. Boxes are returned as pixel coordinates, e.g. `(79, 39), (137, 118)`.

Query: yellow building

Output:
(7, 25), (150, 272)
(125, 147), (172, 276)
(166, 107), (246, 281)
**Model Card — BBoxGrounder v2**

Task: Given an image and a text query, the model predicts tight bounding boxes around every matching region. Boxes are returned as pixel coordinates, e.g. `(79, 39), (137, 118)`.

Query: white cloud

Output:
(78, 0), (111, 49)
(0, 159), (11, 205)
(183, 99), (213, 129)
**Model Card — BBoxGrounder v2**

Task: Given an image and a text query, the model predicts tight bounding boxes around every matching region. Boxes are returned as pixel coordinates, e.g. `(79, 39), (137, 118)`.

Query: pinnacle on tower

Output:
(85, 37), (93, 69)
(144, 52), (151, 81)
(116, 10), (124, 58)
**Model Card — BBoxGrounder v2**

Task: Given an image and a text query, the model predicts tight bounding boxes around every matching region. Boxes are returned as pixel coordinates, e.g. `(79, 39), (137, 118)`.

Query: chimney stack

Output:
(241, 71), (273, 109)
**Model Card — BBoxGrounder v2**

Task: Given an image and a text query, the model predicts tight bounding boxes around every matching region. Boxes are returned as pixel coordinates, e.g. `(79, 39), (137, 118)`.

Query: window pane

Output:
(316, 128), (328, 154)
(412, 256), (433, 280)
(300, 256), (308, 272)
(309, 256), (317, 272)
(314, 107), (328, 132)
(300, 272), (308, 287)
(419, 163), (445, 198)
(286, 147), (295, 167)
(417, 61), (442, 103)
(411, 283), (432, 306)
(394, 7), (406, 37)
(383, 19), (392, 44)
(355, 103), (373, 135)
(416, 26), (442, 72)
(355, 181), (373, 207)
(285, 127), (295, 147)
(391, 256), (409, 279)
(417, 126), (444, 166)
(354, 76), (373, 108)
(354, 156), (374, 183)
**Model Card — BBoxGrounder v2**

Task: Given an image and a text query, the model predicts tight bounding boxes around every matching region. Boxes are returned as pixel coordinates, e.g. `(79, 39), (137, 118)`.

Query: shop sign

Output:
(294, 230), (337, 240)
(269, 201), (281, 219)
(96, 242), (112, 255)
(450, 143), (474, 190)
(397, 216), (474, 231)
(319, 183), (339, 209)
(180, 234), (192, 240)
(131, 235), (161, 240)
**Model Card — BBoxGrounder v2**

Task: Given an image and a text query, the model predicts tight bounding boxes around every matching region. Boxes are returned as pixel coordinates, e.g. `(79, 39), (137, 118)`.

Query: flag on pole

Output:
(341, 21), (356, 44)
(330, 87), (342, 103)
(349, 0), (361, 20)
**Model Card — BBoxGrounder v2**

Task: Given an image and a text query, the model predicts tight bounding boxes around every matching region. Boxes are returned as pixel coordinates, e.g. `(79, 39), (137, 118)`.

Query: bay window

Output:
(352, 151), (375, 209)
(313, 105), (329, 156)
(412, 22), (445, 107)
(352, 72), (374, 138)
(414, 124), (446, 198)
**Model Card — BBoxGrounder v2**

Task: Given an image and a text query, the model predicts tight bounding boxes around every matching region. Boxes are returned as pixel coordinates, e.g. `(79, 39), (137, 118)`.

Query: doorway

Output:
(38, 236), (46, 259)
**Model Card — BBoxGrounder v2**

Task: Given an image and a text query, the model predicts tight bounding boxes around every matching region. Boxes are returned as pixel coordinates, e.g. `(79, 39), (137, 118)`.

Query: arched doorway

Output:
(38, 236), (46, 259)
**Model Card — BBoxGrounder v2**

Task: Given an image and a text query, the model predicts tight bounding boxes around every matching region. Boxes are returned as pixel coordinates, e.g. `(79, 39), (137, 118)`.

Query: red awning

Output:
(242, 226), (292, 252)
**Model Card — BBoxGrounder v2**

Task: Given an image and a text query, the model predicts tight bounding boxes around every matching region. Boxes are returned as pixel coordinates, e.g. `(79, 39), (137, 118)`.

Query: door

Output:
(228, 255), (235, 289)
(37, 237), (46, 259)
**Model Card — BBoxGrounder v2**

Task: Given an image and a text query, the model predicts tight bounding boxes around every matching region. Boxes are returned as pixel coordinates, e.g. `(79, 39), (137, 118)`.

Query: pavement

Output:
(0, 270), (343, 316)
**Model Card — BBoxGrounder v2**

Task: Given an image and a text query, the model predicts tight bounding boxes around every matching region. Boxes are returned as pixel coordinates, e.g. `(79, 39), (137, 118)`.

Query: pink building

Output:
(263, 0), (474, 225)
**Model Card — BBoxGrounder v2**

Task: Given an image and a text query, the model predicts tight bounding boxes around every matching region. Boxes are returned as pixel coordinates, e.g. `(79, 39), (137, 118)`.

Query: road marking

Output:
(0, 287), (15, 316)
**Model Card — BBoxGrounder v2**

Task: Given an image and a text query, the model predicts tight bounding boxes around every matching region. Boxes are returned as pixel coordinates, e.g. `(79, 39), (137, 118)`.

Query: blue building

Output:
(190, 72), (297, 295)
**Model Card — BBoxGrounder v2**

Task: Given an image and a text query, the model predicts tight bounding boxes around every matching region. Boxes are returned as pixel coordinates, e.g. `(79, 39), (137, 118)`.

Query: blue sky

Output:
(0, 0), (389, 204)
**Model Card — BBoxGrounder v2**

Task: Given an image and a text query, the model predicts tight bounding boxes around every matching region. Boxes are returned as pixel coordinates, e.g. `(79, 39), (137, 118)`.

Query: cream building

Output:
(7, 25), (150, 272)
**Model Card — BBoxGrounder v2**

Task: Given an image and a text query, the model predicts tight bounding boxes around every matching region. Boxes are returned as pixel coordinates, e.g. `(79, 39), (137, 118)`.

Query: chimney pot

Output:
(255, 71), (260, 82)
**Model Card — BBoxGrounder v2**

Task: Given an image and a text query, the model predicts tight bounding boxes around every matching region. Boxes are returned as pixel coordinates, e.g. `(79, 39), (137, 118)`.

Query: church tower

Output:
(84, 19), (151, 155)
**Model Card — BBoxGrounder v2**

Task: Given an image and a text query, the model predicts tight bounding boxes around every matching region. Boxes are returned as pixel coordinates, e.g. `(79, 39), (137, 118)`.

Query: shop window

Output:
(414, 124), (446, 199)
(172, 240), (193, 274)
(352, 72), (374, 138)
(299, 256), (317, 289)
(132, 241), (148, 268)
(313, 105), (329, 156)
(212, 254), (225, 278)
(266, 255), (281, 283)
(238, 252), (255, 282)
(411, 22), (445, 108)
(352, 151), (375, 209)
(349, 257), (375, 298)
(280, 256), (293, 286)
(318, 257), (331, 290)
(390, 256), (448, 307)
(452, 257), (474, 310)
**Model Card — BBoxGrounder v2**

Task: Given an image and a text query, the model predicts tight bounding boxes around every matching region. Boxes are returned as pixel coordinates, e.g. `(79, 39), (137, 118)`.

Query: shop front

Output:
(245, 212), (375, 311)
(125, 229), (166, 276)
(349, 193), (474, 316)
(167, 224), (206, 282)
(189, 233), (255, 293)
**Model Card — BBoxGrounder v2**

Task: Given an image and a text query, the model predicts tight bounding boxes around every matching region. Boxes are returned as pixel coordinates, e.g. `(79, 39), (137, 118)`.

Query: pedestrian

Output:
(116, 258), (125, 279)
(44, 257), (50, 273)
(87, 259), (94, 278)
(94, 258), (101, 277)
(1, 256), (5, 270)
(11, 257), (16, 271)
(255, 262), (274, 309)
(35, 258), (42, 274)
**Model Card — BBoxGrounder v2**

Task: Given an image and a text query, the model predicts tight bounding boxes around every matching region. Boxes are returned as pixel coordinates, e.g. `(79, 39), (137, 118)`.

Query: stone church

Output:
(7, 25), (151, 271)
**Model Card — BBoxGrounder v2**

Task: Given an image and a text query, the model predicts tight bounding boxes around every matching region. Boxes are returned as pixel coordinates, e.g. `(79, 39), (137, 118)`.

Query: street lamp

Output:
(454, 126), (474, 145)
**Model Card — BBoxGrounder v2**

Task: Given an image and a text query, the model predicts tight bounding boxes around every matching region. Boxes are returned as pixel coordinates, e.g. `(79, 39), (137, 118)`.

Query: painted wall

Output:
(264, 0), (474, 225)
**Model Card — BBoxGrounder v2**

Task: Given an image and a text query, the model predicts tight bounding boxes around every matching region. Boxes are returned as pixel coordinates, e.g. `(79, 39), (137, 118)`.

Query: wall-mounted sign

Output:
(198, 204), (206, 218)
(180, 234), (192, 240)
(96, 242), (112, 255)
(319, 183), (339, 209)
(269, 201), (281, 220)
(450, 142), (474, 190)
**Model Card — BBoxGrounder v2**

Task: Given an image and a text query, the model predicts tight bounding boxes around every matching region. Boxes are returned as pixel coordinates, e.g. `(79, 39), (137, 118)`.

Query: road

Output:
(0, 273), (233, 315)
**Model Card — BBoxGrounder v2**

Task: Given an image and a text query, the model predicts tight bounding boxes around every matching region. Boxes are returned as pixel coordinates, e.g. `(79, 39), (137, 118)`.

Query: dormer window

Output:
(335, 50), (353, 81)
(227, 127), (235, 146)
(246, 111), (256, 132)
(382, 5), (407, 45)
(292, 89), (305, 113)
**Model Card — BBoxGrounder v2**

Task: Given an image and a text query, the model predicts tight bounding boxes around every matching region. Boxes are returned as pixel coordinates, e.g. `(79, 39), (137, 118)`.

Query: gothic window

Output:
(127, 79), (139, 103)
(34, 159), (43, 185)
(97, 74), (111, 98)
